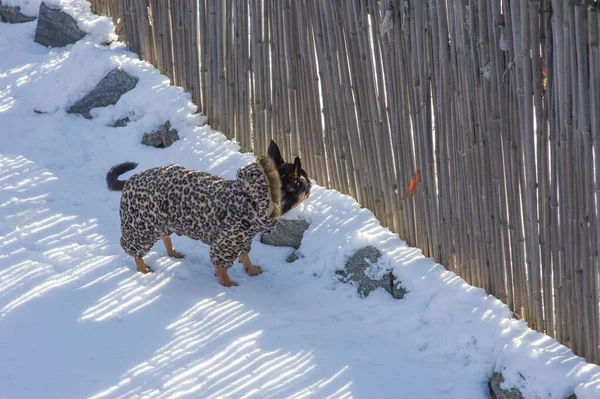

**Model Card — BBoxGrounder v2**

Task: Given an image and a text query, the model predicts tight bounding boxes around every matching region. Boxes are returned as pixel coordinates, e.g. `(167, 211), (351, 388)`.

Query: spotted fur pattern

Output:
(119, 156), (281, 269)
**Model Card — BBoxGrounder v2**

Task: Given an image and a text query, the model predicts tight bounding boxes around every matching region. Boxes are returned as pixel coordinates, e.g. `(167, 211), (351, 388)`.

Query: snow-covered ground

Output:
(2, 1), (600, 398)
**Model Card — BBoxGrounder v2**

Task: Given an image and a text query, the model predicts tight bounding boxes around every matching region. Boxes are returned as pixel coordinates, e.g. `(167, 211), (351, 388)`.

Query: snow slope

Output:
(1, 2), (600, 398)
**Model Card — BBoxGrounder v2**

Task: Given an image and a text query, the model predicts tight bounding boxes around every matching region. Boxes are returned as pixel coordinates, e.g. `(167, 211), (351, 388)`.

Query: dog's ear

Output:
(268, 140), (285, 167)
(292, 157), (302, 184)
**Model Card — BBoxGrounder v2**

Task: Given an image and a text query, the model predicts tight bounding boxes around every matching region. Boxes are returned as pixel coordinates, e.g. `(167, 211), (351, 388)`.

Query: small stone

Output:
(381, 271), (407, 300)
(0, 1), (37, 23)
(113, 117), (130, 127)
(67, 68), (138, 119)
(286, 251), (299, 263)
(261, 219), (310, 249)
(339, 246), (406, 300)
(141, 121), (180, 148)
(34, 3), (86, 48)
(488, 372), (524, 399)
(141, 130), (164, 147)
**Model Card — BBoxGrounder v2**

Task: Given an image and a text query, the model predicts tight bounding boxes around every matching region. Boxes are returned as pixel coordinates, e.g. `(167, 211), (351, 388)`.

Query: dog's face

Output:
(268, 140), (311, 214)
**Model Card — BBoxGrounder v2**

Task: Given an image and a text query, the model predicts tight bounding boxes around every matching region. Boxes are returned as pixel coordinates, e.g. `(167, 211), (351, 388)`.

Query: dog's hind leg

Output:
(214, 267), (239, 287)
(239, 253), (262, 276)
(135, 257), (153, 274)
(162, 236), (184, 259)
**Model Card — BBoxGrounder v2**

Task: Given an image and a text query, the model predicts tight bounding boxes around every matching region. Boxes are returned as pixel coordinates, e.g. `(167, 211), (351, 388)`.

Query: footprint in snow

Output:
(417, 340), (429, 352)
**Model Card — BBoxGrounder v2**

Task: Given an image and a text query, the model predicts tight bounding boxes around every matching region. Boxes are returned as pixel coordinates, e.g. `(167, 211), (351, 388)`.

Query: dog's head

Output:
(268, 140), (311, 214)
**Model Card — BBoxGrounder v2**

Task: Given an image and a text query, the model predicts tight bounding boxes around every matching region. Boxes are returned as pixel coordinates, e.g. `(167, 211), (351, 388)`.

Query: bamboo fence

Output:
(89, 0), (600, 364)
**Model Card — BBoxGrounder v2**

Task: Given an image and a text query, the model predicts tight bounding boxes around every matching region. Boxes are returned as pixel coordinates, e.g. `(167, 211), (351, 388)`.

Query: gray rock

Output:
(261, 219), (310, 249)
(286, 251), (300, 263)
(113, 117), (130, 127)
(141, 121), (180, 148)
(0, 2), (37, 23)
(67, 68), (138, 119)
(34, 3), (86, 47)
(488, 372), (577, 399)
(488, 373), (524, 399)
(337, 246), (407, 300)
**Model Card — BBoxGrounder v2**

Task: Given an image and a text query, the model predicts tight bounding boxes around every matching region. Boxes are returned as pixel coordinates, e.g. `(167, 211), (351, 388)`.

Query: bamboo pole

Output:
(474, 0), (505, 299)
(217, 0), (226, 132)
(377, 0), (404, 236)
(562, 0), (577, 351)
(488, 0), (512, 306)
(323, 0), (351, 196)
(588, 4), (600, 364)
(281, 0), (298, 158)
(353, 0), (389, 221)
(515, 1), (533, 326)
(326, 1), (360, 200)
(342, 0), (380, 207)
(159, 0), (177, 83)
(186, 0), (201, 111)
(529, 0), (552, 335)
(574, 0), (594, 360)
(367, 0), (401, 231)
(240, 0), (250, 151)
(288, 2), (313, 176)
(269, 1), (283, 151)
(250, 0), (263, 153)
(387, 0), (407, 240)
(199, 0), (208, 115)
(406, 0), (430, 256)
(294, 2), (326, 184)
(448, 0), (474, 285)
(208, 0), (218, 126)
(263, 0), (273, 148)
(397, 30), (419, 250)
(131, 0), (156, 65)
(170, 0), (186, 88)
(502, 0), (528, 319)
(311, 0), (341, 192)
(225, 0), (235, 143)
(428, 0), (453, 269)
(550, 0), (566, 343)
(538, 0), (553, 337)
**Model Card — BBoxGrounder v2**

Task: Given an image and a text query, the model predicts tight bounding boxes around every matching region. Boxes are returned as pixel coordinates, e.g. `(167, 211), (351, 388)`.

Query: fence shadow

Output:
(88, 293), (352, 399)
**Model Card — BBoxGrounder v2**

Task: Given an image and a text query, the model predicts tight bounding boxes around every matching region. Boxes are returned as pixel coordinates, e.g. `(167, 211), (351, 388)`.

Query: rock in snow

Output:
(488, 372), (577, 399)
(67, 68), (138, 119)
(286, 251), (300, 263)
(488, 373), (526, 399)
(112, 117), (130, 127)
(34, 3), (86, 47)
(337, 246), (407, 300)
(261, 219), (310, 250)
(0, 1), (37, 23)
(141, 121), (180, 148)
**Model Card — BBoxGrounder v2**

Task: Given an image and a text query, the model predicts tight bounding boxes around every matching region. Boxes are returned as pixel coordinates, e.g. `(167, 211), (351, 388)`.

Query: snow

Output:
(2, 3), (600, 398)
(1, 0), (40, 16)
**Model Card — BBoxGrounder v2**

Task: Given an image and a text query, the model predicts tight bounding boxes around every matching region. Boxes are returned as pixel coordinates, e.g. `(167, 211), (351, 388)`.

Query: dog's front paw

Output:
(137, 264), (153, 274)
(167, 250), (185, 259)
(219, 279), (239, 287)
(245, 264), (263, 277)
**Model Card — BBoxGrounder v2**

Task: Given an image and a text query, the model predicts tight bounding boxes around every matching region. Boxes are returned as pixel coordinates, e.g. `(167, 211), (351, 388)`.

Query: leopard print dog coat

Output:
(119, 156), (281, 269)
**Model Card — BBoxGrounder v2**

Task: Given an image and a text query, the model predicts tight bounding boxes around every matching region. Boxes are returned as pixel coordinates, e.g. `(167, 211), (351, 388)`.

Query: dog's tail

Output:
(106, 162), (138, 192)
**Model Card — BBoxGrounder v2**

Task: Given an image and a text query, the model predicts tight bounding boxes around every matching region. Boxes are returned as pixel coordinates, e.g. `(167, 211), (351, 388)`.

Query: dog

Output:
(106, 140), (311, 287)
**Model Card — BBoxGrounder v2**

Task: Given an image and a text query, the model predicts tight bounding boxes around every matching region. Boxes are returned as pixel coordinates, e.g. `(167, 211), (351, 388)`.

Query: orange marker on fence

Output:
(401, 170), (421, 200)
